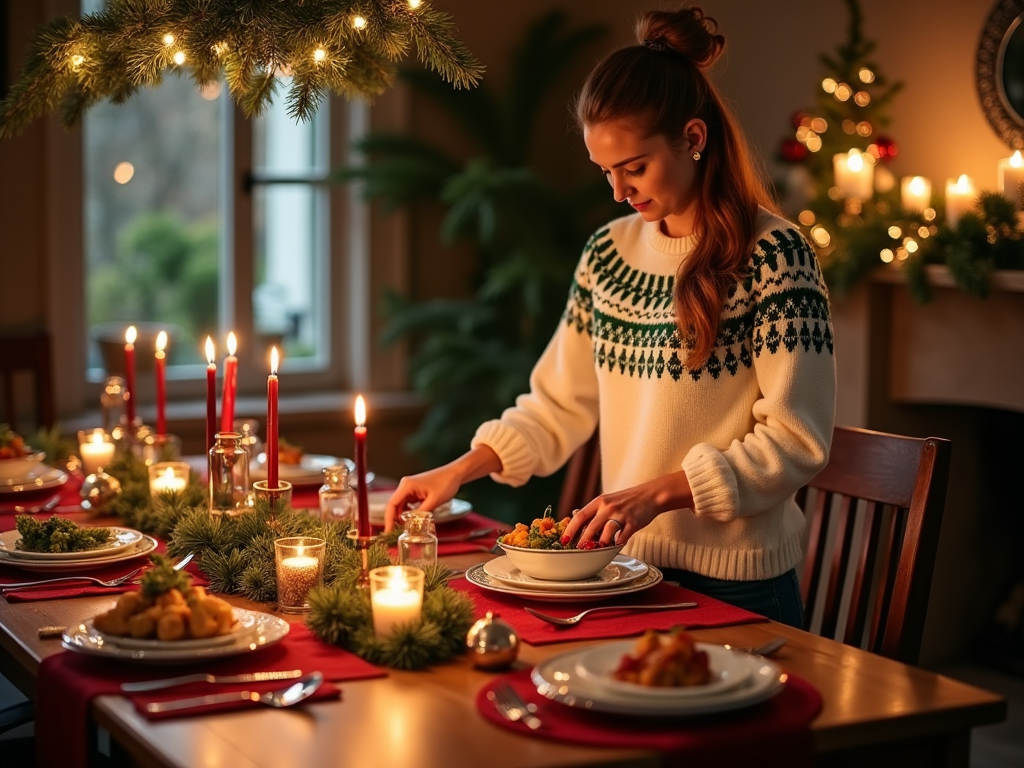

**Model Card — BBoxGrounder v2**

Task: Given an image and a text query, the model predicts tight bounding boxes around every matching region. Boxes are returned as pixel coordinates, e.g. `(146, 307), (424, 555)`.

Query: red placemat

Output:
(0, 471), (85, 529)
(452, 579), (767, 645)
(1, 538), (208, 602)
(476, 667), (821, 767)
(36, 623), (385, 768)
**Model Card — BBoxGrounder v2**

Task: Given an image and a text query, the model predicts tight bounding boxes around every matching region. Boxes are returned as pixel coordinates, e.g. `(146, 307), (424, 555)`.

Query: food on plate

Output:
(612, 629), (711, 687)
(92, 555), (236, 641)
(0, 423), (30, 459)
(498, 505), (609, 550)
(278, 437), (304, 465)
(14, 515), (112, 553)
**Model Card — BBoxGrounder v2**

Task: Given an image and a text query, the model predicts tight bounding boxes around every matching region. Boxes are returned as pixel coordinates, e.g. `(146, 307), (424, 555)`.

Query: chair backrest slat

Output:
(843, 500), (884, 648)
(0, 329), (55, 434)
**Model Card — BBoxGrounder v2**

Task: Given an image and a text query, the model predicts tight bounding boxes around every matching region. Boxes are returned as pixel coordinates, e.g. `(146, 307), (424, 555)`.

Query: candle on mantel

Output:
(205, 337), (217, 452)
(124, 326), (137, 425)
(945, 174), (977, 228)
(900, 175), (932, 215)
(155, 331), (168, 436)
(220, 331), (238, 433)
(833, 148), (874, 200)
(999, 150), (1024, 208)
(354, 394), (370, 538)
(267, 347), (280, 490)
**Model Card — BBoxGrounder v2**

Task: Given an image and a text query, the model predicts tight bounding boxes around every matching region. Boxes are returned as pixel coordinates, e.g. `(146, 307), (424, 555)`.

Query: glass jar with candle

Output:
(148, 461), (190, 498)
(77, 429), (115, 476)
(274, 536), (326, 613)
(319, 464), (356, 524)
(398, 510), (438, 570)
(369, 565), (425, 636)
(208, 432), (249, 515)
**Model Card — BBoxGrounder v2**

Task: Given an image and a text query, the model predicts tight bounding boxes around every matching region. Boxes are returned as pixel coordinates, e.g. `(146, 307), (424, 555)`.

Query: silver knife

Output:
(121, 669), (302, 692)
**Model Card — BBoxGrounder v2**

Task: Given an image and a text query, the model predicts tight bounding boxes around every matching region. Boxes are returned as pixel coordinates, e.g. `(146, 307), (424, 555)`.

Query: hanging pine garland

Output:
(103, 451), (474, 669)
(0, 0), (484, 139)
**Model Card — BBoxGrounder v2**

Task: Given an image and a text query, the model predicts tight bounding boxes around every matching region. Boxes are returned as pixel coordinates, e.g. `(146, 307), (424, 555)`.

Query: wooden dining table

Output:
(0, 537), (1008, 768)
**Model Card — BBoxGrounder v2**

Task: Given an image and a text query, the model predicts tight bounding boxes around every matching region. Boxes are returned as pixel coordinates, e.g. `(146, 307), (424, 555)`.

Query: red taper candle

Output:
(205, 337), (217, 452)
(354, 394), (370, 537)
(220, 331), (238, 433)
(124, 326), (137, 425)
(155, 331), (168, 436)
(267, 347), (279, 489)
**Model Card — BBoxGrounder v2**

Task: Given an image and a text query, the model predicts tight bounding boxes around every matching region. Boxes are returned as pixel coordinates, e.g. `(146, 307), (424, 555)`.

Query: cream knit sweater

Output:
(472, 208), (836, 581)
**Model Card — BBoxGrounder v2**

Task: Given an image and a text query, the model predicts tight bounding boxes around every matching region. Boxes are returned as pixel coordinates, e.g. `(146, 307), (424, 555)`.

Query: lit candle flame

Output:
(355, 394), (366, 427)
(89, 428), (105, 444)
(227, 331), (237, 356)
(126, 325), (137, 345)
(205, 336), (215, 365)
(270, 346), (279, 375)
(387, 568), (408, 590)
(846, 149), (864, 173)
(1012, 150), (1023, 169)
(909, 176), (926, 195)
(155, 330), (167, 353)
(953, 174), (974, 193)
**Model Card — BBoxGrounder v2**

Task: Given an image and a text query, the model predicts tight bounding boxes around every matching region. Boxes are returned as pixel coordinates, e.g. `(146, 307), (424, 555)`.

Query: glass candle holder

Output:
(141, 432), (182, 466)
(369, 565), (425, 636)
(275, 537), (326, 613)
(208, 432), (250, 516)
(319, 465), (356, 524)
(148, 461), (190, 498)
(77, 429), (115, 475)
(254, 479), (292, 518)
(398, 511), (437, 570)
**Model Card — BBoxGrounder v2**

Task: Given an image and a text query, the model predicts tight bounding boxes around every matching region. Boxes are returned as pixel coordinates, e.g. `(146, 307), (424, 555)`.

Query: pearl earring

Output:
(692, 150), (701, 161)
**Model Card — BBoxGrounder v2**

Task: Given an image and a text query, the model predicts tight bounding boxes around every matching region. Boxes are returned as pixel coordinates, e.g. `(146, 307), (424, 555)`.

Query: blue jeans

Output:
(660, 567), (805, 628)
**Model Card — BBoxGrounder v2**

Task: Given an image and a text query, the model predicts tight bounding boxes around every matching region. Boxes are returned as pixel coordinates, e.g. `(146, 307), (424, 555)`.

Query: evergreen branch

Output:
(0, 0), (482, 137)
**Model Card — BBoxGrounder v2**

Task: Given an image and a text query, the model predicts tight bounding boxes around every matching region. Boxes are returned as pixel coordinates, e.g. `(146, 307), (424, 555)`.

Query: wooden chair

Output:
(798, 426), (952, 665)
(557, 430), (601, 514)
(0, 327), (56, 434)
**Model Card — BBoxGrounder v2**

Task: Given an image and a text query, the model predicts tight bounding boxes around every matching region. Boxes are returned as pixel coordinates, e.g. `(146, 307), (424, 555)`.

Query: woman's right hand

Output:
(383, 445), (503, 532)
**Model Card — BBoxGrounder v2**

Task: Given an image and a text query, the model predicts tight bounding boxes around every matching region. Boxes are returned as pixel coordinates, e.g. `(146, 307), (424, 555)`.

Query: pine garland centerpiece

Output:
(104, 451), (475, 670)
(0, 0), (484, 138)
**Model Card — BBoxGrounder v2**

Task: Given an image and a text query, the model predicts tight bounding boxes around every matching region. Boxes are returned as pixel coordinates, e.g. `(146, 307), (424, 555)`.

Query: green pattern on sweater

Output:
(565, 226), (834, 381)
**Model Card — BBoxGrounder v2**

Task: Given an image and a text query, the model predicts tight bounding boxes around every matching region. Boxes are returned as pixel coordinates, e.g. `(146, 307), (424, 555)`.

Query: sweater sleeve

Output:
(683, 227), (837, 521)
(471, 245), (601, 486)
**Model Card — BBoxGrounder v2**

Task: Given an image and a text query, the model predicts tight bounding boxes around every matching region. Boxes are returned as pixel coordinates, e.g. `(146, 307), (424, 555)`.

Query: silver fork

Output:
(131, 552), (195, 583)
(488, 681), (542, 729)
(523, 601), (698, 626)
(1, 566), (143, 593)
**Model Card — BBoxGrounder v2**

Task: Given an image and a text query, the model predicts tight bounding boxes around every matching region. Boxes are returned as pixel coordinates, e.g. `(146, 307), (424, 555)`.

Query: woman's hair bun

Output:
(636, 5), (725, 69)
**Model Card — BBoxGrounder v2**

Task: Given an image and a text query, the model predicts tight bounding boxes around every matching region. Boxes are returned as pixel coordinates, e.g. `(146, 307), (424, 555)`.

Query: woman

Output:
(384, 4), (836, 627)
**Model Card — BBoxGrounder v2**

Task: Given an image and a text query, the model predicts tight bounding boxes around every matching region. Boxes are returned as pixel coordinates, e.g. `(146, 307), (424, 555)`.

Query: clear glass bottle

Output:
(398, 510), (438, 570)
(319, 465), (356, 524)
(208, 431), (250, 515)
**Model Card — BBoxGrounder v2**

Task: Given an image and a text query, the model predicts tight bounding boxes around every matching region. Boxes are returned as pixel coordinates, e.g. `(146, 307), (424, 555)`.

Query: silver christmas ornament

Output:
(466, 611), (519, 669)
(80, 470), (121, 513)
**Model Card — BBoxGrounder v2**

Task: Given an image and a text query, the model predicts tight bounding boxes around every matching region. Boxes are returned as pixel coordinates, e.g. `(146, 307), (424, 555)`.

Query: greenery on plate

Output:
(14, 515), (111, 553)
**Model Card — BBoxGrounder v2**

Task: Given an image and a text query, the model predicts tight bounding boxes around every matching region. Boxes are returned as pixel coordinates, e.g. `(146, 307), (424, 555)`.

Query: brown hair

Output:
(574, 5), (776, 367)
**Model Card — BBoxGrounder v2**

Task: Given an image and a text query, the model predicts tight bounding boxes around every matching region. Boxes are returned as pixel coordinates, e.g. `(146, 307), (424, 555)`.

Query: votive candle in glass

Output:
(275, 537), (326, 613)
(370, 565), (424, 636)
(900, 175), (931, 215)
(78, 429), (115, 475)
(148, 461), (190, 498)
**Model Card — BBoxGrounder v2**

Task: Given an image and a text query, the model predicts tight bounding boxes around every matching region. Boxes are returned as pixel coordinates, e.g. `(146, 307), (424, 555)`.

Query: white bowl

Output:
(496, 541), (624, 581)
(0, 450), (46, 482)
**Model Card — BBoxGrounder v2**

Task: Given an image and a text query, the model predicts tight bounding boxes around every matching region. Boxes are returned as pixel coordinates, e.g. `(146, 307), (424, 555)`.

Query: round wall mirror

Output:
(978, 0), (1024, 148)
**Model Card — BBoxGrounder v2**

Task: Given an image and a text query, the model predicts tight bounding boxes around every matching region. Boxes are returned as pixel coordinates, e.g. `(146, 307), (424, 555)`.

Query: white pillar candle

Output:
(900, 176), (932, 214)
(833, 149), (874, 201)
(370, 566), (424, 636)
(78, 429), (115, 475)
(998, 150), (1024, 208)
(945, 175), (977, 228)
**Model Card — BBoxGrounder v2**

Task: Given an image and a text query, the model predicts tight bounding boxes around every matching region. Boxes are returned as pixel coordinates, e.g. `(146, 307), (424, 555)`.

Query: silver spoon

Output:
(13, 495), (61, 514)
(724, 637), (788, 657)
(145, 671), (324, 713)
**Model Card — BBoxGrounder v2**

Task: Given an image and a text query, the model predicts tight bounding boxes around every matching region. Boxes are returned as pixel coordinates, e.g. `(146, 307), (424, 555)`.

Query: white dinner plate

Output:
(0, 526), (144, 560)
(573, 641), (752, 698)
(483, 555), (649, 592)
(368, 492), (473, 526)
(0, 535), (158, 572)
(62, 607), (289, 664)
(250, 454), (376, 488)
(94, 609), (248, 650)
(531, 643), (784, 716)
(0, 467), (69, 494)
(465, 562), (663, 602)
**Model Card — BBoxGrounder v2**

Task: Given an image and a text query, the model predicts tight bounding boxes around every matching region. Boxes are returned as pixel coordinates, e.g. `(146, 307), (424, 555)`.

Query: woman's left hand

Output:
(561, 469), (694, 547)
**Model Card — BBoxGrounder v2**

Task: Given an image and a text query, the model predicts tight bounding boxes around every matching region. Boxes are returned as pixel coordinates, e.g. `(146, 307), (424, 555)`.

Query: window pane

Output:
(252, 92), (329, 367)
(83, 75), (223, 374)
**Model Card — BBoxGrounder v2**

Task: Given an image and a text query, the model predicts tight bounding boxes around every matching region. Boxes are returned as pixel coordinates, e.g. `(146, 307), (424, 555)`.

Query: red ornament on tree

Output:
(779, 137), (809, 163)
(791, 111), (809, 129)
(873, 135), (898, 162)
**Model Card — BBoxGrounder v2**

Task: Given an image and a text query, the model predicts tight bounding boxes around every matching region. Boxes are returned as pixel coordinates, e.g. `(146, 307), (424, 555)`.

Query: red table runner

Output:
(476, 667), (822, 767)
(36, 623), (384, 768)
(453, 579), (767, 645)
